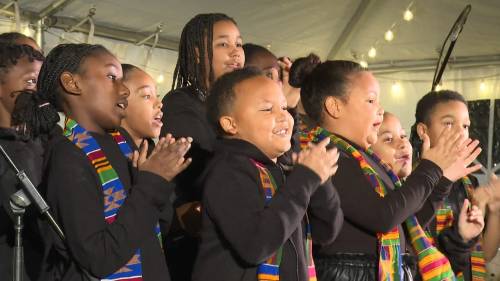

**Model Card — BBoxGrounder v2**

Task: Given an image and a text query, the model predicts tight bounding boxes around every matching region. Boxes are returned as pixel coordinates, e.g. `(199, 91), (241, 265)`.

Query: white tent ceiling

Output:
(4, 0), (500, 65)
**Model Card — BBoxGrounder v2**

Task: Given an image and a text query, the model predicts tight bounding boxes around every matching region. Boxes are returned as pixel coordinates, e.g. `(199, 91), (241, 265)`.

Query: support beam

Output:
(327, 0), (376, 60)
(44, 16), (179, 51)
(37, 0), (75, 20)
(369, 54), (500, 74)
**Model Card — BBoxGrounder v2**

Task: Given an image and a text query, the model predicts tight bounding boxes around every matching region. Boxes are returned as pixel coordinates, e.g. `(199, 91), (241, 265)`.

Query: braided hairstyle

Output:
(289, 53), (365, 125)
(12, 43), (112, 138)
(172, 13), (237, 97)
(0, 43), (44, 84)
(409, 90), (467, 160)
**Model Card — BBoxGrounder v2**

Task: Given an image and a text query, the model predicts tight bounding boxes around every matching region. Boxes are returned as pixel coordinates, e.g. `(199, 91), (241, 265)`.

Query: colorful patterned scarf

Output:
(300, 126), (456, 281)
(64, 118), (161, 281)
(251, 159), (317, 281)
(432, 176), (486, 281)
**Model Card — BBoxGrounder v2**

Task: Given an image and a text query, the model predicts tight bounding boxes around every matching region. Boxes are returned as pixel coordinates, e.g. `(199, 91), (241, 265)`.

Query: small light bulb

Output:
(435, 84), (442, 91)
(359, 60), (368, 68)
(368, 47), (377, 58)
(404, 9), (414, 21)
(479, 81), (486, 92)
(157, 74), (165, 84)
(391, 82), (402, 96)
(384, 30), (394, 42)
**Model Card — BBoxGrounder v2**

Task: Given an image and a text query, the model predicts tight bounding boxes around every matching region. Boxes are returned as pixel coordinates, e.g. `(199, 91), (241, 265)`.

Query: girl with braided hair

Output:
(159, 13), (244, 281)
(16, 43), (192, 281)
(0, 42), (44, 281)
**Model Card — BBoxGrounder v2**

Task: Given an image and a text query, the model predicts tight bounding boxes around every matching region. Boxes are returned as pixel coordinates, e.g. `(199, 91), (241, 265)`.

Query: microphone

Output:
(450, 5), (471, 42)
(0, 143), (65, 240)
(431, 4), (472, 91)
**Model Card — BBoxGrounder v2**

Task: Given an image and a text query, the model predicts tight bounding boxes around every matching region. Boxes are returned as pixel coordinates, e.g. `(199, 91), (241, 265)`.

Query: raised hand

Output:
(278, 57), (301, 108)
(298, 137), (340, 183)
(458, 199), (485, 242)
(474, 174), (500, 214)
(420, 127), (481, 181)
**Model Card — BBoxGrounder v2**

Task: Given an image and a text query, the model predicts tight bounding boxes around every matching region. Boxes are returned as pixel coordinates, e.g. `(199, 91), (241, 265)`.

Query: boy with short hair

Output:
(193, 67), (343, 281)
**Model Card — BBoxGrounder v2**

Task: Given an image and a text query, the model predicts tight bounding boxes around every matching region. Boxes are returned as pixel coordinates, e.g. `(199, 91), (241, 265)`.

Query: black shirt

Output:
(40, 131), (174, 281)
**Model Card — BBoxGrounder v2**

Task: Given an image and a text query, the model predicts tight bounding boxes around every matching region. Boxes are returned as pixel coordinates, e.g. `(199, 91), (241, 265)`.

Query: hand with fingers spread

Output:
(136, 135), (192, 182)
(458, 199), (485, 242)
(298, 137), (340, 183)
(420, 127), (482, 181)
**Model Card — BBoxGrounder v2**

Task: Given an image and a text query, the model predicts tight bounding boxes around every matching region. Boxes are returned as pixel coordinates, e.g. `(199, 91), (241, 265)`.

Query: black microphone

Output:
(0, 143), (65, 240)
(432, 4), (472, 91)
(450, 5), (471, 42)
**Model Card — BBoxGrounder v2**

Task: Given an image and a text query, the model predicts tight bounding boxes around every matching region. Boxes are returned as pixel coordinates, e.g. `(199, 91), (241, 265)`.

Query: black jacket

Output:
(161, 86), (216, 205)
(0, 128), (45, 281)
(316, 143), (448, 257)
(39, 131), (174, 281)
(192, 138), (343, 281)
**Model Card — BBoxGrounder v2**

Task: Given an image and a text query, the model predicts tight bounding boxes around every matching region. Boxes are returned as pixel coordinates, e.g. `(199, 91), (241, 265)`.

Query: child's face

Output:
(122, 69), (162, 139)
(225, 76), (293, 161)
(0, 56), (42, 115)
(246, 54), (279, 82)
(336, 71), (383, 149)
(74, 52), (129, 132)
(210, 20), (245, 82)
(371, 113), (413, 178)
(421, 101), (470, 147)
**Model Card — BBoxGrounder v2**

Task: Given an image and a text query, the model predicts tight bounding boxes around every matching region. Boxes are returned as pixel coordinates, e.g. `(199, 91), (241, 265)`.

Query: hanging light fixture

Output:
(391, 82), (402, 96)
(157, 74), (165, 84)
(404, 9), (414, 21)
(368, 46), (377, 58)
(479, 80), (486, 92)
(384, 30), (394, 41)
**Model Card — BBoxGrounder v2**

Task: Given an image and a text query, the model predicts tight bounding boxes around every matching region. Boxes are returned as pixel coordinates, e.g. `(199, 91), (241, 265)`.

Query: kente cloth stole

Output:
(64, 118), (161, 281)
(432, 176), (486, 281)
(300, 126), (456, 281)
(251, 159), (317, 281)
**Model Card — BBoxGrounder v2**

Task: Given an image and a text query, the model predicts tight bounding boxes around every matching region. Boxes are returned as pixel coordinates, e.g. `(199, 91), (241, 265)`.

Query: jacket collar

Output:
(214, 138), (275, 166)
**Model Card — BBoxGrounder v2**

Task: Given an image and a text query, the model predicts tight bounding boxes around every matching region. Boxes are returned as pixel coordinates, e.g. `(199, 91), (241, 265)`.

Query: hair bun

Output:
(289, 53), (321, 88)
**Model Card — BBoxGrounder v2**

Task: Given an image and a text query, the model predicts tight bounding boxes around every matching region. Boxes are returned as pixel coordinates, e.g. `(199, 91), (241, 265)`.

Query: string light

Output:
(391, 82), (402, 96)
(384, 30), (394, 42)
(157, 74), (165, 84)
(368, 46), (377, 58)
(479, 80), (486, 92)
(404, 9), (414, 21)
(359, 60), (368, 68)
(356, 2), (415, 63)
(435, 83), (442, 91)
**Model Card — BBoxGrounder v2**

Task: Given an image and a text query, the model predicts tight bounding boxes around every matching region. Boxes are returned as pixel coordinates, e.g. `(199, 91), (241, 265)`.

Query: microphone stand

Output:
(0, 143), (65, 281)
